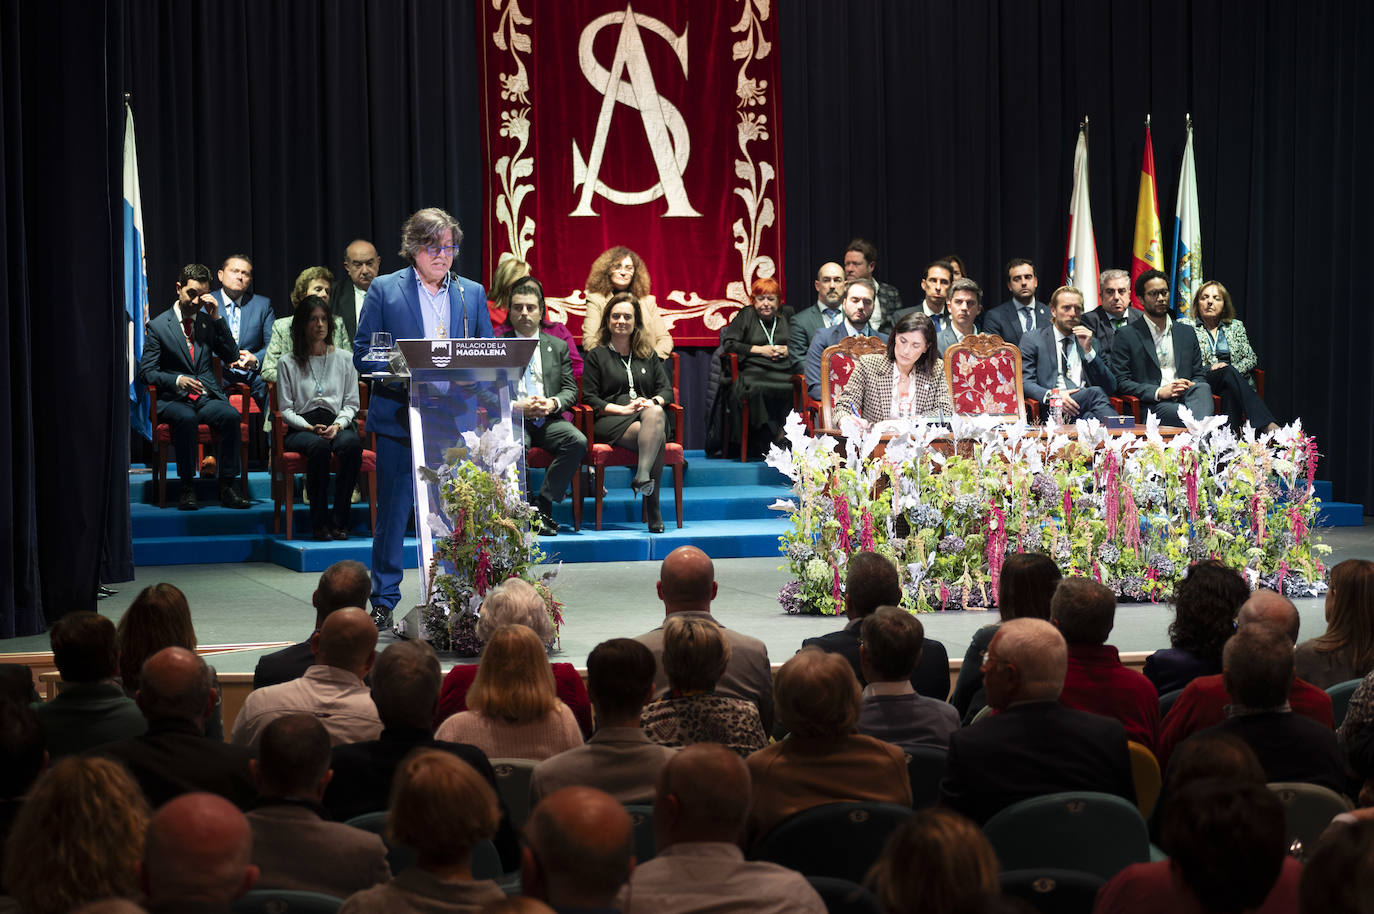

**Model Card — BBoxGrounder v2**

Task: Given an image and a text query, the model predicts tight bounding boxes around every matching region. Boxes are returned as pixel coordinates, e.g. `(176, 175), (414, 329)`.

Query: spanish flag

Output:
(1129, 125), (1163, 310)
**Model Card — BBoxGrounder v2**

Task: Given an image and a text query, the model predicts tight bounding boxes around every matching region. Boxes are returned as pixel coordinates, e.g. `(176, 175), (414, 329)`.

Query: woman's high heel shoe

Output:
(631, 475), (655, 498)
(645, 490), (665, 534)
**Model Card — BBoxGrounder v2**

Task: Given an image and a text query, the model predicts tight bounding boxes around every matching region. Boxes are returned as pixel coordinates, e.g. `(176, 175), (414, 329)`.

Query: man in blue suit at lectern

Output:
(353, 207), (491, 630)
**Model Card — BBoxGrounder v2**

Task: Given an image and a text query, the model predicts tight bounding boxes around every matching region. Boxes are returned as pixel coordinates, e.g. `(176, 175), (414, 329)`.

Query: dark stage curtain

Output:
(782, 0), (1374, 510)
(0, 0), (130, 635)
(123, 0), (484, 319)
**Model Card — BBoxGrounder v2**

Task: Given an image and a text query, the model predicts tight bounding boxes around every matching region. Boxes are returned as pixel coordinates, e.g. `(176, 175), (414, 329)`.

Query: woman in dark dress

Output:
(582, 292), (675, 533)
(722, 276), (794, 458)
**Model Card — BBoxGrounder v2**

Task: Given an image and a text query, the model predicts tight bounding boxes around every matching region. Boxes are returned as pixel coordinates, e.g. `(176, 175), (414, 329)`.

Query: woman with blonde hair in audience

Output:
(866, 808), (999, 914)
(744, 648), (911, 847)
(640, 615), (767, 757)
(116, 582), (224, 739)
(488, 258), (584, 379)
(340, 750), (504, 913)
(261, 265), (349, 383)
(435, 578), (592, 737)
(435, 624), (582, 761)
(3, 757), (149, 914)
(1296, 559), (1374, 689)
(582, 246), (673, 357)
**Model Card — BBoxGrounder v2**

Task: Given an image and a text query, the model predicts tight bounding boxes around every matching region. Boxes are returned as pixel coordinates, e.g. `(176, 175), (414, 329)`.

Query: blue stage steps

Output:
(129, 454), (1364, 570)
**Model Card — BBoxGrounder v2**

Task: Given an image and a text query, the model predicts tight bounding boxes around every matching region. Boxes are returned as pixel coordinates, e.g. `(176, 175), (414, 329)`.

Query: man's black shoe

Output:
(370, 607), (394, 631)
(178, 488), (199, 511)
(219, 486), (252, 509)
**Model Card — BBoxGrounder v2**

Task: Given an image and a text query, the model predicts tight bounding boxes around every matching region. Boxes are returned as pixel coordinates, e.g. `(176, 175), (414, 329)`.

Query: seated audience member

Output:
(1080, 268), (1141, 355)
(0, 699), (45, 857)
(618, 743), (826, 914)
(3, 757), (148, 914)
(246, 714), (390, 897)
(934, 278), (982, 356)
(857, 607), (959, 752)
(96, 647), (256, 809)
(865, 808), (1000, 914)
(745, 649), (911, 847)
(1182, 280), (1280, 433)
(522, 786), (635, 912)
(140, 793), (259, 913)
(340, 751), (504, 913)
(788, 261), (847, 370)
(1300, 818), (1374, 914)
(1296, 558), (1374, 689)
(213, 254), (273, 414)
(888, 259), (955, 334)
(116, 582), (224, 739)
(1052, 578), (1161, 752)
(1147, 730), (1268, 843)
(833, 312), (956, 434)
(325, 640), (518, 869)
(438, 578), (592, 737)
(1200, 623), (1351, 795)
(803, 276), (884, 403)
(843, 238), (903, 334)
(1144, 560), (1249, 695)
(581, 245), (673, 358)
(641, 616), (767, 757)
(940, 618), (1135, 824)
(254, 559), (372, 688)
(1108, 269), (1215, 424)
(435, 624), (582, 761)
(635, 546), (774, 731)
(1094, 780), (1297, 914)
(488, 255), (583, 373)
(1158, 589), (1333, 770)
(261, 266), (349, 384)
(950, 553), (1060, 722)
(1338, 667), (1374, 780)
(722, 276), (795, 458)
(981, 258), (1050, 347)
(804, 550), (950, 700)
(33, 611), (145, 758)
(231, 607), (381, 748)
(1019, 285), (1117, 421)
(531, 638), (677, 806)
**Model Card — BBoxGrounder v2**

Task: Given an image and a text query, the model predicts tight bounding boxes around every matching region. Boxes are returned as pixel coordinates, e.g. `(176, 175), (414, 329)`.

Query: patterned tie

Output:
(1021, 306), (1034, 333)
(824, 309), (840, 328)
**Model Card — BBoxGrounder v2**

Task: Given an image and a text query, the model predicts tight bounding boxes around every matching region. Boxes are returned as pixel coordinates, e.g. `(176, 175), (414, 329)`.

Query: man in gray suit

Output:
(1109, 270), (1214, 424)
(1020, 285), (1117, 420)
(787, 262), (846, 371)
(936, 278), (984, 356)
(1081, 268), (1141, 354)
(246, 714), (391, 897)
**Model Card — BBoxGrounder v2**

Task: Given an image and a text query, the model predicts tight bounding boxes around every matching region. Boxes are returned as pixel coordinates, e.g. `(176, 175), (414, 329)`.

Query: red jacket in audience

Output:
(1059, 644), (1162, 755)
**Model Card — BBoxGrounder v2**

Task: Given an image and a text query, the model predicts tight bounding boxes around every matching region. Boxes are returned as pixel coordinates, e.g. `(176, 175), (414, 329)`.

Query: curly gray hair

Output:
(476, 579), (554, 646)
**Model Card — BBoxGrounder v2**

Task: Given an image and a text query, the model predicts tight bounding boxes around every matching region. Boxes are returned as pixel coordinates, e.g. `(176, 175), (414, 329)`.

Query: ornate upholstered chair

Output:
(942, 333), (1027, 420)
(815, 335), (888, 434)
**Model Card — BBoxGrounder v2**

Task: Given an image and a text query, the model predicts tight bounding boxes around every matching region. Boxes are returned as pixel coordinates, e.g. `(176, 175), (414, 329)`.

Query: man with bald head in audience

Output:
(140, 792), (259, 913)
(231, 608), (381, 747)
(788, 262), (848, 371)
(335, 239), (382, 342)
(1157, 588), (1334, 770)
(96, 647), (256, 808)
(940, 617), (1136, 823)
(803, 551), (950, 699)
(634, 546), (774, 731)
(619, 743), (825, 914)
(522, 786), (635, 912)
(253, 559), (372, 688)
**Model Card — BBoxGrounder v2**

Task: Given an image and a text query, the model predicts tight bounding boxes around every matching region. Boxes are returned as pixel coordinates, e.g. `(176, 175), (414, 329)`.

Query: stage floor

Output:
(26, 518), (1370, 675)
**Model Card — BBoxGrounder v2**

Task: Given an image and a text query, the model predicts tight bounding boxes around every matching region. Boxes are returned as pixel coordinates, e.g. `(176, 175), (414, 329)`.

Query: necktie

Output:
(1021, 307), (1033, 333)
(1113, 317), (1125, 329)
(1059, 335), (1073, 388)
(824, 309), (840, 328)
(182, 318), (199, 401)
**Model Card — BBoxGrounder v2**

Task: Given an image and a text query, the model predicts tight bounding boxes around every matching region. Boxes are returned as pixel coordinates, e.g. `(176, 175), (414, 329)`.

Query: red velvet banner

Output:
(478, 0), (784, 346)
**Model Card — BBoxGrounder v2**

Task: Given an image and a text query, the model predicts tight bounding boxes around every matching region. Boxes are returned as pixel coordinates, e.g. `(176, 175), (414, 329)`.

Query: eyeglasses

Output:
(1143, 289), (1170, 299)
(422, 245), (458, 257)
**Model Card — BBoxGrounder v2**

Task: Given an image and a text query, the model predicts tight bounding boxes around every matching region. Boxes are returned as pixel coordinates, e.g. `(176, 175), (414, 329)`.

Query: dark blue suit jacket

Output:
(1019, 325), (1116, 404)
(982, 299), (1050, 348)
(352, 267), (492, 439)
(1107, 318), (1207, 405)
(804, 323), (887, 401)
(214, 290), (274, 365)
(140, 307), (240, 403)
(802, 624), (951, 701)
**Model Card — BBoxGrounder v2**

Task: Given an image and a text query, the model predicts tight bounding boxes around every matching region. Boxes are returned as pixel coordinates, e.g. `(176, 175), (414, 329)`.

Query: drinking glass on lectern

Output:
(364, 331), (393, 363)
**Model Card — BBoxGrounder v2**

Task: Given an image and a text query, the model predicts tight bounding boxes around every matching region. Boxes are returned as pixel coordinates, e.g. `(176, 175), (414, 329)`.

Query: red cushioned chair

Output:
(148, 358), (249, 507)
(815, 335), (888, 435)
(580, 353), (685, 530)
(525, 380), (583, 531)
(942, 333), (1028, 420)
(267, 380), (377, 540)
(726, 352), (807, 462)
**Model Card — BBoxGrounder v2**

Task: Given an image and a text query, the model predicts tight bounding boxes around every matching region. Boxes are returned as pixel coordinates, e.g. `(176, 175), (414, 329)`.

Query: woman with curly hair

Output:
(1296, 559), (1374, 688)
(116, 582), (224, 739)
(1144, 560), (1248, 695)
(4, 757), (149, 914)
(581, 246), (673, 358)
(866, 808), (999, 914)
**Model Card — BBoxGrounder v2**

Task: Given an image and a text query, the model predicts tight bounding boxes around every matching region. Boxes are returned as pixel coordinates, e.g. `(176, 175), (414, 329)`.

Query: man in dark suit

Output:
(504, 276), (586, 536)
(888, 259), (955, 335)
(252, 560), (372, 689)
(214, 255), (274, 413)
(140, 263), (253, 510)
(936, 278), (984, 356)
(352, 208), (492, 629)
(802, 551), (951, 701)
(1020, 285), (1117, 420)
(334, 239), (381, 343)
(803, 277), (884, 401)
(982, 258), (1050, 347)
(32, 611), (145, 758)
(940, 618), (1136, 824)
(1080, 268), (1141, 355)
(95, 647), (257, 809)
(787, 261), (846, 372)
(1108, 269), (1214, 424)
(843, 238), (904, 334)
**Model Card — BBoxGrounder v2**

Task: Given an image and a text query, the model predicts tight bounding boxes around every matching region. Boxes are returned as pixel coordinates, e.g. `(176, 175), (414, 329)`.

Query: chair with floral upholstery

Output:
(816, 335), (888, 435)
(942, 333), (1028, 421)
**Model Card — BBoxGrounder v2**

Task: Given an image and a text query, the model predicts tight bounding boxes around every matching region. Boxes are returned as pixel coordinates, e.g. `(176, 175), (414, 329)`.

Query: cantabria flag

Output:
(1063, 123), (1100, 311)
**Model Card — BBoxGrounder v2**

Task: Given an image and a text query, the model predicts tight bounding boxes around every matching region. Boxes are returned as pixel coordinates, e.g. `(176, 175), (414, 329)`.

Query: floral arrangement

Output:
(419, 425), (560, 653)
(770, 410), (1330, 614)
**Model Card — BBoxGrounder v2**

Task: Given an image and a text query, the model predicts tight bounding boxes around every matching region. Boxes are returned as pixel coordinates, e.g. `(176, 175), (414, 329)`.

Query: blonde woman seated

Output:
(339, 750), (504, 914)
(261, 266), (349, 383)
(582, 246), (673, 358)
(834, 311), (955, 436)
(435, 624), (583, 761)
(640, 615), (768, 758)
(488, 256), (583, 380)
